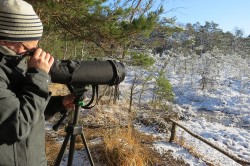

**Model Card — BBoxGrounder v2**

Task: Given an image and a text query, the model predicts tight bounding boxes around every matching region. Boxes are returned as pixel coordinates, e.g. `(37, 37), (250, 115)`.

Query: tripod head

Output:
(52, 84), (99, 131)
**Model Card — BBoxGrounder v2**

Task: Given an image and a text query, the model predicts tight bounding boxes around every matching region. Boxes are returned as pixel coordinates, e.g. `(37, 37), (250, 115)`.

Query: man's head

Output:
(0, 0), (42, 56)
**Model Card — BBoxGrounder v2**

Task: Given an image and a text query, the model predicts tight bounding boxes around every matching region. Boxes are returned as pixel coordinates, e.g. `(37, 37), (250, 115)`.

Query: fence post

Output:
(169, 122), (176, 142)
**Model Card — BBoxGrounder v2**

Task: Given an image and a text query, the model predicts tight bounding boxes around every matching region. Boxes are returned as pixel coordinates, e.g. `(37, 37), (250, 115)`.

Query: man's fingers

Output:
(28, 48), (54, 73)
(33, 48), (42, 58)
(48, 56), (54, 66)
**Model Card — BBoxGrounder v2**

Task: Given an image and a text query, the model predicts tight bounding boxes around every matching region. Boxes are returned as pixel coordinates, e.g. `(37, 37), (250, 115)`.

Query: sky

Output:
(162, 0), (250, 36)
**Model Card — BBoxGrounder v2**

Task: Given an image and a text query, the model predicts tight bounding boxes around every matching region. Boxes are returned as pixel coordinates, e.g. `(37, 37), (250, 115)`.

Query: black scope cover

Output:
(49, 59), (125, 86)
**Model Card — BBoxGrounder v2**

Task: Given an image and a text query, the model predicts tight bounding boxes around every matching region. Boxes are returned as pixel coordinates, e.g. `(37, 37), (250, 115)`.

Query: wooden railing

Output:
(169, 118), (250, 166)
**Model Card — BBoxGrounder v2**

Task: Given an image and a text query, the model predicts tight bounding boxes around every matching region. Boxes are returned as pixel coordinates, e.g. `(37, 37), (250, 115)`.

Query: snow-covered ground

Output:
(47, 51), (250, 165)
(121, 51), (250, 165)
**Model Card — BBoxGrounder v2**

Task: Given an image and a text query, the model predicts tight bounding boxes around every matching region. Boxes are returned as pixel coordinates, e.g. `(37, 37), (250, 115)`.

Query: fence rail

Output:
(169, 118), (250, 166)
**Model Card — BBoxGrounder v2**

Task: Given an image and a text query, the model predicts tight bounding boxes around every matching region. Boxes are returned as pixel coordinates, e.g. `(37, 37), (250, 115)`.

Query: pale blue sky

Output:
(162, 0), (250, 35)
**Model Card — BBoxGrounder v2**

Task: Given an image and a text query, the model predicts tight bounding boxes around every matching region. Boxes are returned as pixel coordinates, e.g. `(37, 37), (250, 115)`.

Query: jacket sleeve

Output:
(44, 96), (67, 120)
(0, 68), (51, 143)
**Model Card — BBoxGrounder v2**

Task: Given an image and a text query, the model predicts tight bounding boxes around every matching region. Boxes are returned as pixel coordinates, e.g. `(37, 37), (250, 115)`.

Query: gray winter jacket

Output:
(0, 54), (66, 166)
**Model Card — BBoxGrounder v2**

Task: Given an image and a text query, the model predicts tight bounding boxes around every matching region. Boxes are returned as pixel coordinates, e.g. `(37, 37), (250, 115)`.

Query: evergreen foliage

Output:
(26, 0), (166, 59)
(155, 71), (174, 103)
(130, 51), (155, 69)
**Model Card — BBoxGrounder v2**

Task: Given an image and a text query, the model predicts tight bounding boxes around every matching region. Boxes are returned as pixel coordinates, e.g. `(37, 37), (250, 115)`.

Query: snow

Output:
(153, 141), (208, 165)
(119, 51), (250, 165)
(48, 51), (250, 165)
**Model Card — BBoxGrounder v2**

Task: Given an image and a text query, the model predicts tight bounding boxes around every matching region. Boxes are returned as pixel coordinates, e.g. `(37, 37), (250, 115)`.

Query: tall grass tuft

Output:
(103, 125), (149, 166)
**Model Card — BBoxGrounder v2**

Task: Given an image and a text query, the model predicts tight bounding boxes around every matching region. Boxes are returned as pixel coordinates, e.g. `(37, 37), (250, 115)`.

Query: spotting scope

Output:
(49, 59), (125, 87)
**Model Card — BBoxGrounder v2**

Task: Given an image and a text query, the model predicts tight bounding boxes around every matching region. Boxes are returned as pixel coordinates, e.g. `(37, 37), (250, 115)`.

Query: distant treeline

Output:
(149, 21), (250, 58)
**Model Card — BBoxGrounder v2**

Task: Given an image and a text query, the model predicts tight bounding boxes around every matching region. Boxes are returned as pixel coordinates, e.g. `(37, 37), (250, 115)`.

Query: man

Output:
(0, 0), (75, 165)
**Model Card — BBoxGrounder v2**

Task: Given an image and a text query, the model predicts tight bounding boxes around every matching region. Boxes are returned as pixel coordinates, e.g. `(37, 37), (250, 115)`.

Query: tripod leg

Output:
(54, 132), (71, 166)
(81, 133), (94, 166)
(67, 135), (77, 166)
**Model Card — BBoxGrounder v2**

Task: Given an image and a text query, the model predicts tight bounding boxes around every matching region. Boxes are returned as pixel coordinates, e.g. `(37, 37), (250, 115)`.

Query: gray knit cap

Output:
(0, 0), (43, 42)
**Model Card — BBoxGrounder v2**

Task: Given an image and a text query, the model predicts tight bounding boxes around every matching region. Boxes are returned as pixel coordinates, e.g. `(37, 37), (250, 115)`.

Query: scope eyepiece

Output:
(22, 48), (38, 57)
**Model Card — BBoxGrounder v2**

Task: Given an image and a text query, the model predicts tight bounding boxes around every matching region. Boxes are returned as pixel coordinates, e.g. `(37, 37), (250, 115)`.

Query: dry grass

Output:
(102, 125), (149, 166)
(45, 132), (62, 166)
(49, 83), (70, 96)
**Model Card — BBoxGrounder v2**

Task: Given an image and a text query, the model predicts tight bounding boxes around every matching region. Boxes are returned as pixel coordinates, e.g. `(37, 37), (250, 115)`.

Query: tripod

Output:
(54, 88), (95, 166)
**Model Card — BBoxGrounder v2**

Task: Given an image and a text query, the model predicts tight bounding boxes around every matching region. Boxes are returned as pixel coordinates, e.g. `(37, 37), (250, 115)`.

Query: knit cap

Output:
(0, 0), (43, 42)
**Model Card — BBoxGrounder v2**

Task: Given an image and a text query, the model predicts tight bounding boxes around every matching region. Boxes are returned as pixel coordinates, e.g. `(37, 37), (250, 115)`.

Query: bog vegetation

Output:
(27, 0), (250, 165)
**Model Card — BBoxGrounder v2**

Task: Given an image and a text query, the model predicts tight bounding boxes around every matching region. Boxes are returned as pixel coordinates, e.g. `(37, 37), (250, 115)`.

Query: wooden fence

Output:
(169, 118), (250, 166)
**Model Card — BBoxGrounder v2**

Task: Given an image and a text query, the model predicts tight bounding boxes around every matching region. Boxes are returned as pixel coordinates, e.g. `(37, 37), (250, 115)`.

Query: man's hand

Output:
(28, 48), (54, 73)
(62, 94), (75, 111)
